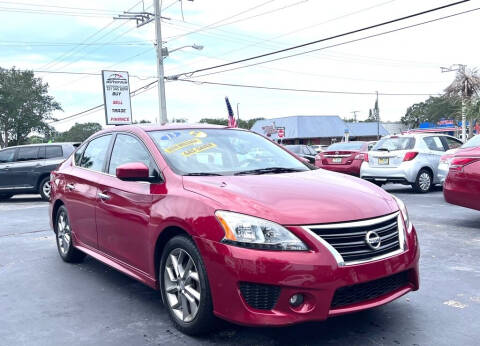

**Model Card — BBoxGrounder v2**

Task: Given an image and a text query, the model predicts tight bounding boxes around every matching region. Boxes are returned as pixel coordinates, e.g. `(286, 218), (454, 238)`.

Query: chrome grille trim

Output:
(302, 212), (406, 266)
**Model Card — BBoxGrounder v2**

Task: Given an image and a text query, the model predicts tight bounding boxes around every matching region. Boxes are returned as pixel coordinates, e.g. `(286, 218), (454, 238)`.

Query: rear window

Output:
(462, 135), (480, 148)
(373, 137), (415, 151)
(327, 142), (364, 151)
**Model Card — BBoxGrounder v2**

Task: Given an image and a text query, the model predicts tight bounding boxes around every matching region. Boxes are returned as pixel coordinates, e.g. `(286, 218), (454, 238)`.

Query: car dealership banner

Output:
(102, 70), (132, 125)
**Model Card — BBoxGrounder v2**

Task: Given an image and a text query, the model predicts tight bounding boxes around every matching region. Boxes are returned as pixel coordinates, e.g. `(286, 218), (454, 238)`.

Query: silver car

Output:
(360, 133), (463, 193)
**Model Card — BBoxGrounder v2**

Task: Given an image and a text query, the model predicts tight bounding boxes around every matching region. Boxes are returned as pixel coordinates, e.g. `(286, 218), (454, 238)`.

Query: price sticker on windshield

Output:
(182, 143), (217, 157)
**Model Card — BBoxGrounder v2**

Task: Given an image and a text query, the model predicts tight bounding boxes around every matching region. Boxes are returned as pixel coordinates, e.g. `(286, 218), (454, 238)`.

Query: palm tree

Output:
(444, 67), (480, 139)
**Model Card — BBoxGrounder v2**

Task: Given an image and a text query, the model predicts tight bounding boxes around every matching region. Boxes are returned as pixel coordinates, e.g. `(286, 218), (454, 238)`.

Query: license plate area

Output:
(378, 158), (389, 165)
(332, 158), (342, 163)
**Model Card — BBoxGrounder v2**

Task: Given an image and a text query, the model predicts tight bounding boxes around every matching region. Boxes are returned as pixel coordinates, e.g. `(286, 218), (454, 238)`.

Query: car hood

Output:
(182, 169), (398, 225)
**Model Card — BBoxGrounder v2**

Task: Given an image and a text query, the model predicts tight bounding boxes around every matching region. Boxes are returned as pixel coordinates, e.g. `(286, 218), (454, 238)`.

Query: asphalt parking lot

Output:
(1, 186), (479, 346)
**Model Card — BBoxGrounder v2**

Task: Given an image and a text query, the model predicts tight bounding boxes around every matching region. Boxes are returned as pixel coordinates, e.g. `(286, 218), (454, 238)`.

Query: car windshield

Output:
(373, 137), (415, 151)
(327, 142), (364, 151)
(149, 129), (309, 176)
(462, 135), (480, 148)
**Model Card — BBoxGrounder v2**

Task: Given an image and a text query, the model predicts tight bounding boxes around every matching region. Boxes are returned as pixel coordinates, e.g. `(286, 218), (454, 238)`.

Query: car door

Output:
(423, 136), (446, 180)
(63, 135), (113, 249)
(9, 146), (43, 188)
(95, 133), (159, 273)
(0, 148), (17, 189)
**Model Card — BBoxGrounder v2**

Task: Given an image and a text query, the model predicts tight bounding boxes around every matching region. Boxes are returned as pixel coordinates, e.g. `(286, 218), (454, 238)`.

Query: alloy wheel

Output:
(57, 211), (71, 254)
(164, 248), (201, 323)
(42, 181), (51, 199)
(419, 172), (431, 191)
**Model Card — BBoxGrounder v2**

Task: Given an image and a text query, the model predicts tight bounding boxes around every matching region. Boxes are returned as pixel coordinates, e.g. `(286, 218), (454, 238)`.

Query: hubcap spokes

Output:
(57, 212), (71, 254)
(43, 181), (51, 198)
(164, 248), (201, 322)
(419, 173), (431, 191)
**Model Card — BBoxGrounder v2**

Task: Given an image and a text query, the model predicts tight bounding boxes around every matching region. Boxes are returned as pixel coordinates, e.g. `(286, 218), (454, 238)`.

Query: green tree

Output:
(200, 117), (265, 129)
(55, 122), (102, 142)
(401, 96), (461, 128)
(444, 68), (480, 138)
(0, 67), (61, 148)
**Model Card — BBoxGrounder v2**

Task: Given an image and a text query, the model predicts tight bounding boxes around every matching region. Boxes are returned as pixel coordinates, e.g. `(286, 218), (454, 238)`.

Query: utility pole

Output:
(153, 0), (167, 124)
(441, 64), (467, 141)
(376, 91), (380, 140)
(351, 110), (359, 122)
(236, 103), (240, 123)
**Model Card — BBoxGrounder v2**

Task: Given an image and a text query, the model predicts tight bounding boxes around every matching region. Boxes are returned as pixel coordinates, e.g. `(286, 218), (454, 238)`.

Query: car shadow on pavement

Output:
(74, 255), (418, 346)
(0, 196), (44, 203)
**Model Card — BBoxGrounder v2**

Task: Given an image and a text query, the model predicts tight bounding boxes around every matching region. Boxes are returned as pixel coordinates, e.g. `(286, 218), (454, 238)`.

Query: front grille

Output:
(331, 271), (409, 308)
(307, 213), (401, 263)
(239, 282), (281, 310)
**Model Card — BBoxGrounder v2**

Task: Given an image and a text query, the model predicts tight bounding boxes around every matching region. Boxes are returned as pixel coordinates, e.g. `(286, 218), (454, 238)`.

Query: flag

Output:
(225, 96), (237, 128)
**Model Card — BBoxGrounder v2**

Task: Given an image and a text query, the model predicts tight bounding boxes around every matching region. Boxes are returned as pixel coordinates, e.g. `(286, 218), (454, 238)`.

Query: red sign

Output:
(277, 127), (285, 138)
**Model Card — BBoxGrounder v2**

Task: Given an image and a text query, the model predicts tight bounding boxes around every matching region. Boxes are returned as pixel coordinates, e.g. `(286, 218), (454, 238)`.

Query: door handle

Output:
(66, 183), (75, 191)
(98, 192), (111, 201)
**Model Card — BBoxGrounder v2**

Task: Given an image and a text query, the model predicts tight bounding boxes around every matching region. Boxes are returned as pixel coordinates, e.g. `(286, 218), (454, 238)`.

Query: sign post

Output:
(102, 70), (132, 125)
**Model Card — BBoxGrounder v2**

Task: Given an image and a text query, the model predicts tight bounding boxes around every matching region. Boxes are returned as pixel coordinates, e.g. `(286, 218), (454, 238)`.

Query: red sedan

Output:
(49, 125), (419, 335)
(315, 141), (371, 176)
(444, 135), (480, 211)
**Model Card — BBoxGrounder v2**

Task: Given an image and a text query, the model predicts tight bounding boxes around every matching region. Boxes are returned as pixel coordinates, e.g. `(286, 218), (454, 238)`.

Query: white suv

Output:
(360, 133), (463, 193)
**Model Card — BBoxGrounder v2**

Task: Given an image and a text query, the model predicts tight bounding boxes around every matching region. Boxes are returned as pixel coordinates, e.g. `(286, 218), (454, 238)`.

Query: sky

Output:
(0, 0), (479, 132)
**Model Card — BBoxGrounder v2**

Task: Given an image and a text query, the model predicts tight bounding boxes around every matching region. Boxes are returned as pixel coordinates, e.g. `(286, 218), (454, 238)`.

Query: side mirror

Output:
(116, 162), (150, 182)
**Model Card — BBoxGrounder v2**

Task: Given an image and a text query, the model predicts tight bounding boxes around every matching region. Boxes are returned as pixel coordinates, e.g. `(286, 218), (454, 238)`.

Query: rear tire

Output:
(55, 205), (86, 263)
(39, 177), (51, 201)
(412, 169), (432, 193)
(160, 235), (216, 336)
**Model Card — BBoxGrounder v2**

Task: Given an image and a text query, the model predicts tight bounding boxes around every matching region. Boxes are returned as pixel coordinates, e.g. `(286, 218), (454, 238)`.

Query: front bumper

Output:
(195, 225), (420, 327)
(360, 161), (417, 184)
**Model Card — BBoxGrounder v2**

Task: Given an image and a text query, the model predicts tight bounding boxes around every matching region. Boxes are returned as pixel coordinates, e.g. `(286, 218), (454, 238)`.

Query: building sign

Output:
(277, 127), (285, 138)
(262, 122), (278, 137)
(102, 70), (132, 125)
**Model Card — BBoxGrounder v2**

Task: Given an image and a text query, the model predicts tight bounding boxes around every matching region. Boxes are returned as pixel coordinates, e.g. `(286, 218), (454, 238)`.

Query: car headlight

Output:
(392, 195), (412, 231)
(215, 211), (308, 251)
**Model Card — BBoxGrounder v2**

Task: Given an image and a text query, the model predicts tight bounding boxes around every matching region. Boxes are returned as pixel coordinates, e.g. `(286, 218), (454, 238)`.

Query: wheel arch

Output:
(51, 199), (65, 233)
(153, 226), (192, 286)
(36, 173), (51, 191)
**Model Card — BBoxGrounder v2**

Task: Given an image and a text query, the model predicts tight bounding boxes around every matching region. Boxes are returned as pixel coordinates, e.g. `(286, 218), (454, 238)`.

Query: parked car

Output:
(444, 134), (480, 211)
(49, 125), (419, 335)
(284, 144), (317, 163)
(315, 141), (370, 176)
(311, 144), (329, 153)
(360, 134), (463, 193)
(0, 143), (79, 200)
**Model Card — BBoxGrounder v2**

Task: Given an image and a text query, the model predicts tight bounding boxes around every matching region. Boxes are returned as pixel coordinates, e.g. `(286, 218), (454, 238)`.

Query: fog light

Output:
(289, 294), (304, 307)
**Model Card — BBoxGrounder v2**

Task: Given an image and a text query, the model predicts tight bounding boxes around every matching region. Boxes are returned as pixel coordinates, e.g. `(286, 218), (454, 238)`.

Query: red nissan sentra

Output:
(49, 125), (419, 335)
(315, 141), (370, 176)
(444, 134), (480, 211)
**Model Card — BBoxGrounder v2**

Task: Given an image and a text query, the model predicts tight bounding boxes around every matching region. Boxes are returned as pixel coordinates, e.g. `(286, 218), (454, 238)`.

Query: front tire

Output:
(412, 169), (432, 193)
(160, 236), (216, 335)
(55, 205), (86, 263)
(39, 177), (51, 201)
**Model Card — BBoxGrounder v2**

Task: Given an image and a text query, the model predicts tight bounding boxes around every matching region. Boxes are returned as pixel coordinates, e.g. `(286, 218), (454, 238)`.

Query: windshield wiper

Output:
(183, 172), (223, 176)
(234, 167), (305, 176)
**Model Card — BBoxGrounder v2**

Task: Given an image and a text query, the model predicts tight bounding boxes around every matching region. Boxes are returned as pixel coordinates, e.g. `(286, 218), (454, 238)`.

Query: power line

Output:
(0, 7), (117, 18)
(0, 1), (120, 13)
(50, 79), (158, 124)
(168, 0), (471, 79)
(177, 4), (480, 79)
(0, 40), (151, 47)
(165, 0), (280, 41)
(175, 78), (440, 96)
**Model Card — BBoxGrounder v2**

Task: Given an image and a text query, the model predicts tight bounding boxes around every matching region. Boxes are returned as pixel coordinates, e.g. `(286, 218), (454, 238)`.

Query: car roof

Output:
(1, 142), (80, 150)
(384, 133), (455, 139)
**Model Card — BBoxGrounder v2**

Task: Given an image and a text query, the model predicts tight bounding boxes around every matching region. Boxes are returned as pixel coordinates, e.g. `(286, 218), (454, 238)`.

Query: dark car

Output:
(0, 143), (79, 201)
(49, 124), (419, 335)
(284, 144), (317, 164)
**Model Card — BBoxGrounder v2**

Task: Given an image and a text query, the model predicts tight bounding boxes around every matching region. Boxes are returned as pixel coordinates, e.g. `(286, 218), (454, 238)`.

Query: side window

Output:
(45, 146), (63, 159)
(74, 143), (87, 165)
(0, 148), (16, 163)
(108, 134), (158, 177)
(17, 146), (40, 161)
(444, 137), (463, 150)
(423, 137), (445, 152)
(79, 135), (112, 172)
